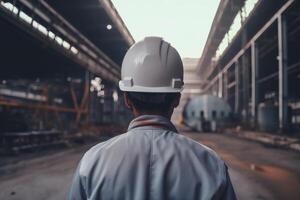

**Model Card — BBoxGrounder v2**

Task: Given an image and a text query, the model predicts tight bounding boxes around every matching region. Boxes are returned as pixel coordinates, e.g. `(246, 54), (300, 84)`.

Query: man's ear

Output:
(123, 92), (132, 109)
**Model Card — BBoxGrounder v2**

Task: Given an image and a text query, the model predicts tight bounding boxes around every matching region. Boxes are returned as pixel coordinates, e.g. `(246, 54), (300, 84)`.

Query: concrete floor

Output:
(183, 131), (300, 200)
(1, 131), (300, 200)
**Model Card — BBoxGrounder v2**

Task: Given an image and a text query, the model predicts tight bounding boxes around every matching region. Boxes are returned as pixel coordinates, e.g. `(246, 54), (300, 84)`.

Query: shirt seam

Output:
(149, 129), (154, 199)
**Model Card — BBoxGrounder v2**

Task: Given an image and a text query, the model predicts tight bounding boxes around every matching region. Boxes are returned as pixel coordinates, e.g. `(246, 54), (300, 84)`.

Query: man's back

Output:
(69, 115), (236, 200)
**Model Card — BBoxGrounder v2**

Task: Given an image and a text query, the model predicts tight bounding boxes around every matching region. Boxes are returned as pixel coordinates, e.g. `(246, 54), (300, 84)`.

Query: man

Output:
(69, 37), (236, 200)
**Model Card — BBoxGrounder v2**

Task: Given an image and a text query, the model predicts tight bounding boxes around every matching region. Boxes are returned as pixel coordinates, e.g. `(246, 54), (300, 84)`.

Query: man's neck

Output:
(133, 111), (172, 120)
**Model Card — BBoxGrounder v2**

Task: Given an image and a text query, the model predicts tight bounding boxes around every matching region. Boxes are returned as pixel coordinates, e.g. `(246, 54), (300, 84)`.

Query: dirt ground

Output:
(183, 131), (300, 200)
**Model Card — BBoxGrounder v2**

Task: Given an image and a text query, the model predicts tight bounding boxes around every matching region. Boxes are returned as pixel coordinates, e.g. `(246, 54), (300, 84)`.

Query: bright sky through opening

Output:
(112, 0), (220, 58)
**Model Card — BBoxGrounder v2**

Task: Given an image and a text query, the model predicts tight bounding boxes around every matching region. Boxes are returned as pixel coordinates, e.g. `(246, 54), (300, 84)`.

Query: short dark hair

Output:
(127, 92), (179, 113)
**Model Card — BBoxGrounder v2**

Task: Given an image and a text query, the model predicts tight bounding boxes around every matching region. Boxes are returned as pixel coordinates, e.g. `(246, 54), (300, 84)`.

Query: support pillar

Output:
(235, 61), (240, 113)
(278, 14), (288, 131)
(241, 29), (251, 125)
(241, 53), (250, 125)
(224, 72), (228, 101)
(251, 42), (258, 128)
(218, 73), (223, 98)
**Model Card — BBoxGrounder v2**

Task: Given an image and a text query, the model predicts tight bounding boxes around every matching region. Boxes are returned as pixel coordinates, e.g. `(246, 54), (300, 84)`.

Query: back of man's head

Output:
(119, 37), (184, 117)
(126, 92), (180, 114)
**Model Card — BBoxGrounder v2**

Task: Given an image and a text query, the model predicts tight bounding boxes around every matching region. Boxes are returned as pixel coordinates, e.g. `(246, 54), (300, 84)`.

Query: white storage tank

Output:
(182, 95), (232, 132)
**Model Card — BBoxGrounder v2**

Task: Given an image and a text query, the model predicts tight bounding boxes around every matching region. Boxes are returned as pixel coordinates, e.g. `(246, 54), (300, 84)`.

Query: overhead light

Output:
(106, 24), (112, 30)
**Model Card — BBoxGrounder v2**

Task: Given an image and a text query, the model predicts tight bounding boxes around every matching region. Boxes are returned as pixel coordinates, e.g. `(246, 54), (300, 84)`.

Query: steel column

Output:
(224, 72), (228, 101)
(235, 61), (239, 113)
(202, 0), (295, 93)
(218, 73), (223, 98)
(278, 14), (289, 131)
(251, 42), (258, 125)
(241, 51), (250, 124)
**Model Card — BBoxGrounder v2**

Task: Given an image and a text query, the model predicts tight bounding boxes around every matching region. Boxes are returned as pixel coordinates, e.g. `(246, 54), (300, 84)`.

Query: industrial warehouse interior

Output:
(1, 0), (300, 199)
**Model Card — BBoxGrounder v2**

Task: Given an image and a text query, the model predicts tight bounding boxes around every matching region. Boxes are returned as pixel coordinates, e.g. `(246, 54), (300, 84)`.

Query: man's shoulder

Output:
(173, 133), (225, 165)
(85, 133), (126, 154)
(175, 133), (227, 178)
(79, 134), (126, 171)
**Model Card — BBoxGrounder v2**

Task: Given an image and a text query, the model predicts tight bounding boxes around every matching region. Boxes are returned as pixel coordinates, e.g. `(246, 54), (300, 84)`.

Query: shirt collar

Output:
(128, 115), (178, 133)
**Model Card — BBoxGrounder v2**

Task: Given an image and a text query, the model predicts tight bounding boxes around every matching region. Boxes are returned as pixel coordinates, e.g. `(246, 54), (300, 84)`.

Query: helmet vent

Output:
(122, 77), (133, 87)
(172, 79), (183, 89)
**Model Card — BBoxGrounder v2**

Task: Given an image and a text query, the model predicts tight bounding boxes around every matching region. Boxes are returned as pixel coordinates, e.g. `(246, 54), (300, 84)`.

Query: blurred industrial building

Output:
(1, 0), (300, 200)
(197, 0), (300, 134)
(0, 0), (134, 152)
(1, 0), (300, 152)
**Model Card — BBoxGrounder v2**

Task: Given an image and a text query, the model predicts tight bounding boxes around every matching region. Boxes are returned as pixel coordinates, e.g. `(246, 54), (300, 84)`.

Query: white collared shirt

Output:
(69, 115), (236, 200)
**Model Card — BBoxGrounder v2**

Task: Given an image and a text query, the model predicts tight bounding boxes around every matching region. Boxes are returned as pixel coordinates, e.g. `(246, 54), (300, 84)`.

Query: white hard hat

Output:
(119, 37), (184, 93)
